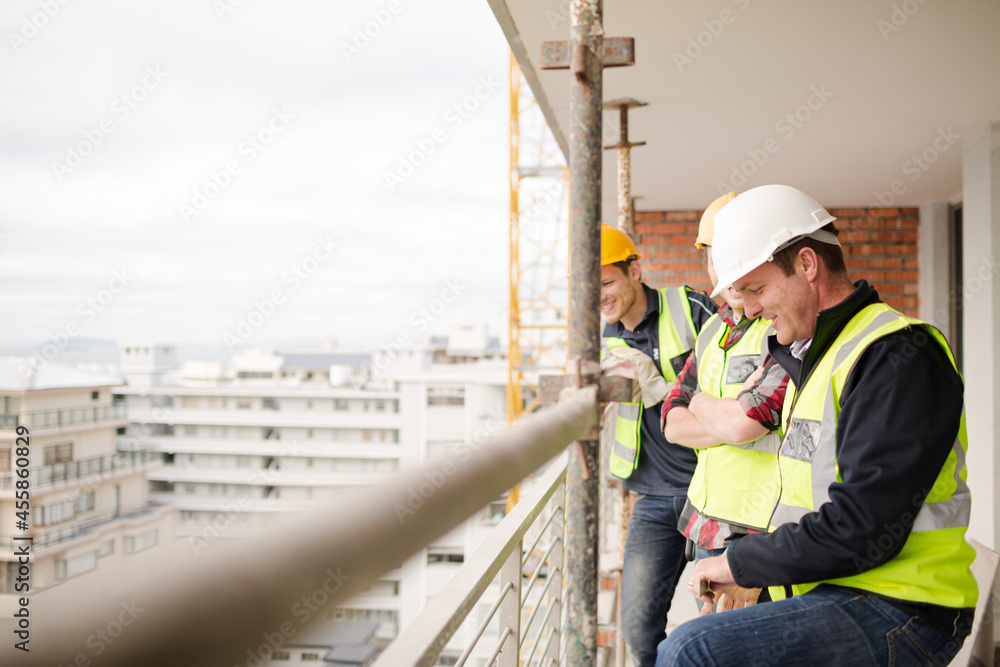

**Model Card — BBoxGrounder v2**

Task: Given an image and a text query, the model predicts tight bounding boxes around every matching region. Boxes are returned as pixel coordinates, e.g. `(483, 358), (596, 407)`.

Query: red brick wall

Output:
(633, 206), (920, 317)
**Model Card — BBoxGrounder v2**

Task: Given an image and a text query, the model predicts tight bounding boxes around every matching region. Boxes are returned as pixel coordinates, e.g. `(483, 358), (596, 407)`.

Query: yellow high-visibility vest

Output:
(769, 303), (977, 608)
(605, 287), (697, 479)
(685, 314), (781, 531)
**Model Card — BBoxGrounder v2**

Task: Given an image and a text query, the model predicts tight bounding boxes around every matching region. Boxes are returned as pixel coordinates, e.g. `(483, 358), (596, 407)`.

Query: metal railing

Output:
(0, 403), (126, 430)
(373, 454), (566, 667)
(14, 386), (598, 667)
(0, 501), (163, 552)
(0, 449), (162, 491)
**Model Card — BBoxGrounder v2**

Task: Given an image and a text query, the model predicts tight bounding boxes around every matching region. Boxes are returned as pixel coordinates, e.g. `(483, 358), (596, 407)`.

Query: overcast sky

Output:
(0, 0), (514, 353)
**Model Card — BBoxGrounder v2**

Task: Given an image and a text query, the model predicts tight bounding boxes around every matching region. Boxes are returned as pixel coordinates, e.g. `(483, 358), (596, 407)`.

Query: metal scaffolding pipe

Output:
(566, 0), (604, 663)
(12, 388), (599, 667)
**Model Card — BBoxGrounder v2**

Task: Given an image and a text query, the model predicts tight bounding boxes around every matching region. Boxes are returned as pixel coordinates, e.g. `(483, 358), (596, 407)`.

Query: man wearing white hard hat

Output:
(661, 192), (789, 607)
(658, 185), (976, 666)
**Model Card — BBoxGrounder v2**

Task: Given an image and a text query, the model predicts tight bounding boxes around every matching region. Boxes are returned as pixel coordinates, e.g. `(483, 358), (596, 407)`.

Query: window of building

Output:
(56, 551), (97, 580)
(150, 395), (173, 408)
(427, 548), (464, 565)
(483, 501), (506, 526)
(98, 539), (114, 557)
(427, 387), (465, 406)
(0, 448), (9, 472)
(44, 442), (73, 465)
(237, 371), (274, 380)
(306, 429), (314, 439)
(184, 425), (197, 436)
(77, 491), (95, 513)
(301, 653), (320, 662)
(362, 430), (372, 442)
(0, 396), (19, 416)
(262, 397), (279, 410)
(209, 397), (221, 409)
(124, 529), (158, 554)
(306, 400), (313, 409)
(271, 651), (290, 661)
(334, 399), (348, 411)
(182, 396), (200, 409)
(237, 398), (252, 410)
(91, 391), (100, 401)
(35, 498), (75, 526)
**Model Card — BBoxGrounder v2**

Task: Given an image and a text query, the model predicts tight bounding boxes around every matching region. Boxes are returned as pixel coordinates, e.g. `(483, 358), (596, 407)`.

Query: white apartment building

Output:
(0, 357), (175, 631)
(114, 330), (509, 663)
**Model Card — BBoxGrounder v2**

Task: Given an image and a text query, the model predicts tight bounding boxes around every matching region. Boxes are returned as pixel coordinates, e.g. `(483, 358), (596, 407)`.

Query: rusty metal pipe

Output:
(565, 0), (604, 663)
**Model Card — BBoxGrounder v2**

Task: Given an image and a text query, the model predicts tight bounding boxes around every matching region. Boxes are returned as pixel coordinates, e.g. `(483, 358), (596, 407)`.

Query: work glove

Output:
(601, 346), (669, 406)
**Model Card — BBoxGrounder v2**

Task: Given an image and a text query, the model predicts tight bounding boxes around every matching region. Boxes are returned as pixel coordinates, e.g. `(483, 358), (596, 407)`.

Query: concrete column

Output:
(961, 122), (1000, 551)
(917, 201), (952, 338)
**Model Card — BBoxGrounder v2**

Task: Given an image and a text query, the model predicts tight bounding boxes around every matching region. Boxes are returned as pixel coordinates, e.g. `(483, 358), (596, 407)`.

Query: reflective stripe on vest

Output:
(610, 402), (642, 478)
(769, 303), (977, 608)
(605, 287), (699, 479)
(686, 315), (781, 530)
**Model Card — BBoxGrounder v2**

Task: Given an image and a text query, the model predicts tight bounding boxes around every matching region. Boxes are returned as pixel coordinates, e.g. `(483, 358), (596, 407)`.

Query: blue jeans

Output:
(656, 584), (968, 666)
(622, 493), (690, 667)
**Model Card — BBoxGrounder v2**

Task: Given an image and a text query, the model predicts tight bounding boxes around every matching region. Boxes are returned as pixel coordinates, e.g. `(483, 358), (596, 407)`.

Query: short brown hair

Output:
(771, 223), (846, 276)
(612, 256), (639, 278)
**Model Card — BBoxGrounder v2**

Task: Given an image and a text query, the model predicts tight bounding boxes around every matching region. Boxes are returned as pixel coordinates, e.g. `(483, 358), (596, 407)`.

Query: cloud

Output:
(0, 0), (511, 348)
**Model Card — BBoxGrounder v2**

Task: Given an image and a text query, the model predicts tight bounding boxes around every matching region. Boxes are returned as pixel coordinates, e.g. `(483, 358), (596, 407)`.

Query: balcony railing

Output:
(373, 454), (566, 667)
(16, 386), (597, 667)
(0, 403), (126, 430)
(0, 449), (162, 491)
(0, 500), (163, 552)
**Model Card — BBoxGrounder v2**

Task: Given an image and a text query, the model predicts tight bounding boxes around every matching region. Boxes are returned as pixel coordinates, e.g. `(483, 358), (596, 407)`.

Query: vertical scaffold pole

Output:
(565, 0), (604, 662)
(540, 3), (637, 662)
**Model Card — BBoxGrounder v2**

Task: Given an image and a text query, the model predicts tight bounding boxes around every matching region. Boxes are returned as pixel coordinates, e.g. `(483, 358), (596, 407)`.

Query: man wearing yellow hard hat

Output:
(600, 223), (716, 667)
(661, 192), (789, 610)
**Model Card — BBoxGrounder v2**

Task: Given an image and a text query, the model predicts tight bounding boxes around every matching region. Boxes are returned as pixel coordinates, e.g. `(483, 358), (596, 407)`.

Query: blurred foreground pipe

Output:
(13, 386), (598, 667)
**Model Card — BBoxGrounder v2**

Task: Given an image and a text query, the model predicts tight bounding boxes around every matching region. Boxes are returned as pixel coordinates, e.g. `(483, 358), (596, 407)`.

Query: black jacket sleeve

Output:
(728, 326), (964, 587)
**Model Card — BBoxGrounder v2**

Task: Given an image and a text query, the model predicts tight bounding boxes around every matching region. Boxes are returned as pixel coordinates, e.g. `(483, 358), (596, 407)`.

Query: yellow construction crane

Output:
(505, 52), (569, 511)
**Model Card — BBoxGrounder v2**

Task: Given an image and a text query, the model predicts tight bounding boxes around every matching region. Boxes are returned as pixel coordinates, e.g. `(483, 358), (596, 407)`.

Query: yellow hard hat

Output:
(695, 191), (738, 248)
(601, 224), (640, 265)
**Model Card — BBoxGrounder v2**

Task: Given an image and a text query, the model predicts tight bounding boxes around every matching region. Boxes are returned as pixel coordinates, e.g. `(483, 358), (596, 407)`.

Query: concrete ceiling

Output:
(488, 0), (1000, 218)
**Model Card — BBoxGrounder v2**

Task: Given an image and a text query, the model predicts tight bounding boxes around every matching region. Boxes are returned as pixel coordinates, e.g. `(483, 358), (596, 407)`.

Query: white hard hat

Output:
(710, 184), (838, 298)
